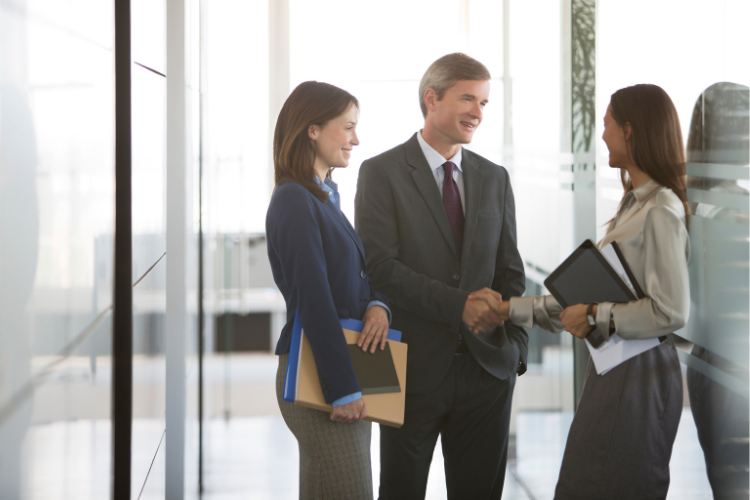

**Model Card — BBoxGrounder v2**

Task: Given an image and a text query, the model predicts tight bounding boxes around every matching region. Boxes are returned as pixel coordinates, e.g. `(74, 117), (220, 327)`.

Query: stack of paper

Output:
(587, 244), (661, 375)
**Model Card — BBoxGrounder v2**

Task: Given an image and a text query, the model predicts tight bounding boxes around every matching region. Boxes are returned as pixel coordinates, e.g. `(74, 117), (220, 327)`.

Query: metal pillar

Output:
(570, 0), (596, 409)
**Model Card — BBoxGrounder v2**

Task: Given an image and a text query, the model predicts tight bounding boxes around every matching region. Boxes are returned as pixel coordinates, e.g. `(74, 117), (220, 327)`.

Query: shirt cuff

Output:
(509, 296), (535, 328)
(596, 302), (615, 341)
(332, 392), (362, 407)
(367, 301), (391, 325)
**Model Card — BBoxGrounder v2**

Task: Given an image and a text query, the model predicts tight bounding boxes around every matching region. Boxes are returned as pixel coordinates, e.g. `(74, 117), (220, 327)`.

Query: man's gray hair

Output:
(419, 53), (491, 118)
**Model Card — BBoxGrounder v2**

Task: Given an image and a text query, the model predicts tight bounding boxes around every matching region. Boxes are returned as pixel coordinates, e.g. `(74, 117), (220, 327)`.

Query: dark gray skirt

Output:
(554, 339), (683, 500)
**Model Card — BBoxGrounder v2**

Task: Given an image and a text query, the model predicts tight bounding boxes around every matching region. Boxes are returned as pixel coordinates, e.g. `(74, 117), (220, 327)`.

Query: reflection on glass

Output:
(130, 60), (167, 497)
(0, 82), (38, 500)
(0, 1), (115, 497)
(131, 0), (166, 75)
(684, 82), (750, 499)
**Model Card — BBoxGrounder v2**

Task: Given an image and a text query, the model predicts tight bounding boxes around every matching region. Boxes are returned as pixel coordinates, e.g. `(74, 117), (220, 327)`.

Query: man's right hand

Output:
(330, 398), (367, 424)
(462, 287), (504, 334)
(468, 288), (511, 323)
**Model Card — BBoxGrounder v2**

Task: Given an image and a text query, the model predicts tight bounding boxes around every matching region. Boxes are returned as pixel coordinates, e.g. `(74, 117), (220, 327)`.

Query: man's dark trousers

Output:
(355, 133), (528, 500)
(380, 352), (516, 499)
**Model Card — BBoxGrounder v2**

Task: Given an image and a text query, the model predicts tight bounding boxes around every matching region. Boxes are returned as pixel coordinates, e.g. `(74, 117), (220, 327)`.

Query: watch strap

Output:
(586, 303), (597, 328)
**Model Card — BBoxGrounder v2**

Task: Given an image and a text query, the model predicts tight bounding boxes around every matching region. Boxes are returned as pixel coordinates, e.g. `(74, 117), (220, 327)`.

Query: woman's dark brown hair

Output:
(273, 81), (359, 202)
(609, 84), (689, 229)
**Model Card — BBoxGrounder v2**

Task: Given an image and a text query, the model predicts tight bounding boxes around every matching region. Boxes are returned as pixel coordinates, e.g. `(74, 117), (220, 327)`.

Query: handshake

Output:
(461, 288), (511, 334)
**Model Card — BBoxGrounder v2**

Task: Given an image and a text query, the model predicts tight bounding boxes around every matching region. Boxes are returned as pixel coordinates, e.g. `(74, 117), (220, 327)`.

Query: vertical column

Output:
(113, 1), (133, 499)
(570, 0), (596, 408)
(166, 0), (187, 497)
(502, 0), (513, 175)
(459, 0), (471, 52)
(268, 0), (290, 195)
(197, 0), (207, 492)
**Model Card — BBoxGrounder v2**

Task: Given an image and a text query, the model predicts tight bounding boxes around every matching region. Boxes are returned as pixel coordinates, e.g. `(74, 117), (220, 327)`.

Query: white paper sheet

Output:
(586, 243), (661, 375)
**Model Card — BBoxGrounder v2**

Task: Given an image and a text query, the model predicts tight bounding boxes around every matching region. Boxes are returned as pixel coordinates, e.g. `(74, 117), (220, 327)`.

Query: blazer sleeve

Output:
(367, 277), (389, 307)
(491, 172), (529, 370)
(266, 186), (361, 403)
(355, 159), (470, 332)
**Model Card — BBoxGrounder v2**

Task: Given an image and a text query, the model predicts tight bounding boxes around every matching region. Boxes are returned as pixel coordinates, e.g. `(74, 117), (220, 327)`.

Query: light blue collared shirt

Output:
(313, 175), (391, 407)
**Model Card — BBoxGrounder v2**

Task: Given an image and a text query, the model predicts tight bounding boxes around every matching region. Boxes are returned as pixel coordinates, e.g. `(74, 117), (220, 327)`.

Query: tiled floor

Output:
(201, 409), (712, 500)
(201, 416), (531, 500)
(201, 353), (714, 499)
(13, 354), (714, 499)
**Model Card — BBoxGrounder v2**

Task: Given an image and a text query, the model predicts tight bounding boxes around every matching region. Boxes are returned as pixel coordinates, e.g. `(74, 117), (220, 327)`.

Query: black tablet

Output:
(543, 240), (638, 347)
(544, 239), (637, 308)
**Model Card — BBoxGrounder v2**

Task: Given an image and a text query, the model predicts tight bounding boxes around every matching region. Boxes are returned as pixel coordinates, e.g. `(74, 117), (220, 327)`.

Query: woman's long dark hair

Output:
(609, 84), (689, 229)
(273, 81), (359, 203)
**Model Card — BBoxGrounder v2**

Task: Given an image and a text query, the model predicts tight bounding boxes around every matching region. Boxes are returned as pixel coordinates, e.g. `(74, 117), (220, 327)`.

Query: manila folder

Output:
(296, 328), (407, 428)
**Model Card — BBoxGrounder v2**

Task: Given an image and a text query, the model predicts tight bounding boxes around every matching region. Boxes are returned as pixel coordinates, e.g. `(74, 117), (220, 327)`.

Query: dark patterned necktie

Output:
(442, 161), (464, 260)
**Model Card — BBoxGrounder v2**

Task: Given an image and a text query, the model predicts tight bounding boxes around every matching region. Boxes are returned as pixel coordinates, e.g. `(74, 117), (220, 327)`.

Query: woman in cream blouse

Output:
(477, 84), (690, 499)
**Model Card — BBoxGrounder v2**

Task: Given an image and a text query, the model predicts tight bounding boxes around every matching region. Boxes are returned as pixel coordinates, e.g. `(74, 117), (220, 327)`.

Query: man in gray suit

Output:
(355, 53), (528, 499)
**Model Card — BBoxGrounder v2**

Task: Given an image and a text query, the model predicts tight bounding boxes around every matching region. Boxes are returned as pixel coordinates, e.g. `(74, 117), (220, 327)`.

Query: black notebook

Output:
(347, 343), (401, 395)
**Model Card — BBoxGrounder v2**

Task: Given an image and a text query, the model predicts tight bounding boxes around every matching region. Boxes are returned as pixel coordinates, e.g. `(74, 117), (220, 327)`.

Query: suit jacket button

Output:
(453, 274), (460, 281)
(360, 270), (366, 279)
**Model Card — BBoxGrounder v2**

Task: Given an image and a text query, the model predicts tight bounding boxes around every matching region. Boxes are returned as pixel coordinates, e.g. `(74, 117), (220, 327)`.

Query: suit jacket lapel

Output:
(322, 200), (366, 262)
(461, 153), (483, 267)
(405, 134), (458, 257)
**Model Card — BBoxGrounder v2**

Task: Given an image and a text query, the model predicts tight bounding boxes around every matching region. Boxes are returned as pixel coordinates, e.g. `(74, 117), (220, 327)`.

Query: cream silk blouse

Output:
(509, 179), (691, 341)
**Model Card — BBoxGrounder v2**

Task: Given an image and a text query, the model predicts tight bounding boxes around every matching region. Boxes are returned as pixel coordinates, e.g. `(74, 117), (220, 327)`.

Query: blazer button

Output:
(360, 270), (366, 279)
(453, 274), (460, 281)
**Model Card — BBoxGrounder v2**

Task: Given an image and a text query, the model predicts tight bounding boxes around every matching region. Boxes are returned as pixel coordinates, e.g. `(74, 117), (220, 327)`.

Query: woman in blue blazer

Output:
(267, 81), (390, 500)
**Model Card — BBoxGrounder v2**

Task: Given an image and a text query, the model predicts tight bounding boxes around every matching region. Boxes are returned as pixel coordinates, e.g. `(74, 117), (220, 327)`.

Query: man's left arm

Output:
(491, 170), (528, 375)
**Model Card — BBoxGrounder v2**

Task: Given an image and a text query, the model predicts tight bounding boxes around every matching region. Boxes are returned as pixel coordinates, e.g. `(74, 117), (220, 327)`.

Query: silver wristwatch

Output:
(586, 303), (596, 327)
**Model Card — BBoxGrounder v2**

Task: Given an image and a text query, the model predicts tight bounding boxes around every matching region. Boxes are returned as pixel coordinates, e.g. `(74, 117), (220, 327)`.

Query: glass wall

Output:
(130, 0), (168, 496)
(0, 1), (115, 498)
(199, 2), (285, 495)
(506, 0), (580, 493)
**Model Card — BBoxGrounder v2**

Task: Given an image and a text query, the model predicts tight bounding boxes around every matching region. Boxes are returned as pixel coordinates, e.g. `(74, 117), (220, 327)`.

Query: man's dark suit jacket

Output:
(355, 133), (528, 394)
(266, 181), (389, 403)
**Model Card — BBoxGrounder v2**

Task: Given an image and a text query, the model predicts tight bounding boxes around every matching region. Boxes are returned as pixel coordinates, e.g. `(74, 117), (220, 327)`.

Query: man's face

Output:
(426, 79), (490, 145)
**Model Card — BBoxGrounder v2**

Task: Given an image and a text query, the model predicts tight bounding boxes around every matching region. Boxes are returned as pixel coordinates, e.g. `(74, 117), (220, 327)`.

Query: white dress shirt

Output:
(416, 130), (466, 212)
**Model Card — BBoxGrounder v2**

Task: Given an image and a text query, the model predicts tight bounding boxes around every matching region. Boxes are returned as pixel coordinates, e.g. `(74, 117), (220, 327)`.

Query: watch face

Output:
(587, 315), (596, 326)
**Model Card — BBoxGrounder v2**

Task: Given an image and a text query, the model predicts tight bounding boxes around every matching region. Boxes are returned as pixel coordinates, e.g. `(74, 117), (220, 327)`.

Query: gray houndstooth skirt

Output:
(276, 353), (373, 500)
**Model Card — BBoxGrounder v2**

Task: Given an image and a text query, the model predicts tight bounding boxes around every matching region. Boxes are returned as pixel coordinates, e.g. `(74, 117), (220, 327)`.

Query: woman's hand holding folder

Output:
(331, 398), (367, 424)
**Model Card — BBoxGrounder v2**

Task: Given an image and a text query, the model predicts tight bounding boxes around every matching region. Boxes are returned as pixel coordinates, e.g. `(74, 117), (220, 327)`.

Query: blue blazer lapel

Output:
(322, 199), (366, 262)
